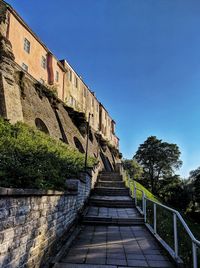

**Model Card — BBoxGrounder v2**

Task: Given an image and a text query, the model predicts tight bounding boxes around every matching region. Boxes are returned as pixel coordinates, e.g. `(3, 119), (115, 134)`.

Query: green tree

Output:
(189, 167), (200, 207)
(159, 175), (190, 209)
(122, 159), (143, 180)
(134, 136), (182, 194)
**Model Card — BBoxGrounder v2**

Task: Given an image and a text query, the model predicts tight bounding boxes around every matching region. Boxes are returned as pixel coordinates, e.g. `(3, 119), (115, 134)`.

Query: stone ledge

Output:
(0, 187), (78, 196)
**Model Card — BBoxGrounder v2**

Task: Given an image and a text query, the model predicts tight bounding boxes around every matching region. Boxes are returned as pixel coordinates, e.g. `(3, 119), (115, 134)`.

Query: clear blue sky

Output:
(6, 0), (200, 178)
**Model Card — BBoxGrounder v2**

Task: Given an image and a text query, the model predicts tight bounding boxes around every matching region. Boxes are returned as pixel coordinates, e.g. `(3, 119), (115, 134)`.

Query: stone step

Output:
(93, 187), (130, 196)
(96, 181), (125, 188)
(97, 175), (123, 181)
(98, 173), (123, 179)
(89, 198), (135, 208)
(99, 171), (121, 175)
(82, 216), (144, 226)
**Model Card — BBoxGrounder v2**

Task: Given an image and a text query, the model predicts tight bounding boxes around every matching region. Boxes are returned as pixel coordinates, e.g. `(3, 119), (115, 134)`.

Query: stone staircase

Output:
(82, 171), (144, 225)
(54, 171), (175, 268)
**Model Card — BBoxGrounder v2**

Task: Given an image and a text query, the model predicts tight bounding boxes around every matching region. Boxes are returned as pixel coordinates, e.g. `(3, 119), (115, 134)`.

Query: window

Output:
(69, 96), (76, 107)
(91, 116), (94, 125)
(96, 104), (99, 112)
(92, 98), (94, 107)
(83, 88), (87, 98)
(41, 56), (47, 69)
(75, 76), (78, 88)
(55, 71), (59, 82)
(24, 38), (30, 53)
(22, 63), (28, 72)
(68, 70), (72, 81)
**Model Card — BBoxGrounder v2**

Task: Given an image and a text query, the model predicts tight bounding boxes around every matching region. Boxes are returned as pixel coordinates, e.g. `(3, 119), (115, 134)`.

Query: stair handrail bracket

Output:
(132, 180), (200, 268)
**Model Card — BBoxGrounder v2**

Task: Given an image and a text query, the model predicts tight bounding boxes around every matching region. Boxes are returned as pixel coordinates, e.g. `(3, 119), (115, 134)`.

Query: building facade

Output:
(3, 1), (119, 148)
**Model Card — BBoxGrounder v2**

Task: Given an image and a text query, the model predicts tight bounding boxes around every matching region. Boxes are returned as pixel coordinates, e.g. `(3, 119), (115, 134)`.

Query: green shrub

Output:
(0, 118), (96, 190)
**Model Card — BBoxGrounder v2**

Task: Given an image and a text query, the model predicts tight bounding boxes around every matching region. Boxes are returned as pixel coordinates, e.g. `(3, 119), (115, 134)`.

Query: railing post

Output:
(192, 242), (198, 268)
(128, 176), (130, 188)
(144, 195), (147, 223)
(153, 203), (157, 234)
(134, 181), (137, 206)
(127, 176), (131, 196)
(173, 213), (178, 259)
(142, 191), (145, 214)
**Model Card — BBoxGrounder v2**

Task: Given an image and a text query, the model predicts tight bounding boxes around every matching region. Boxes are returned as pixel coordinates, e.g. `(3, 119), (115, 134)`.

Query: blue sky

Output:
(6, 0), (200, 178)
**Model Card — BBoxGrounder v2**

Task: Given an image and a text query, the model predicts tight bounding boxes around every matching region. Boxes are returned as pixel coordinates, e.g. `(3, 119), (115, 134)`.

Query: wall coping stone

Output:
(0, 187), (78, 196)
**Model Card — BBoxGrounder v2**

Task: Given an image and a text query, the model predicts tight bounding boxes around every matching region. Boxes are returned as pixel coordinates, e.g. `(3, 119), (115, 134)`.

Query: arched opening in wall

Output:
(89, 130), (94, 143)
(73, 137), (85, 154)
(101, 143), (107, 153)
(35, 118), (49, 134)
(100, 151), (113, 172)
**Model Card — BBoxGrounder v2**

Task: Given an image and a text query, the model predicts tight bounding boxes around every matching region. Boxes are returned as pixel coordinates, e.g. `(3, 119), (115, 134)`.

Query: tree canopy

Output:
(122, 159), (143, 180)
(189, 167), (200, 206)
(134, 136), (182, 194)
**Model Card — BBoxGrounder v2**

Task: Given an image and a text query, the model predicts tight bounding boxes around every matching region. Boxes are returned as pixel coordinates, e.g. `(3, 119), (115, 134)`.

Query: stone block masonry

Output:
(0, 171), (97, 268)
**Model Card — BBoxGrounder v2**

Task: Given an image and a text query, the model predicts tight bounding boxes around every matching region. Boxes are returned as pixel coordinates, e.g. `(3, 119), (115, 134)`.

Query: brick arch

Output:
(35, 118), (49, 134)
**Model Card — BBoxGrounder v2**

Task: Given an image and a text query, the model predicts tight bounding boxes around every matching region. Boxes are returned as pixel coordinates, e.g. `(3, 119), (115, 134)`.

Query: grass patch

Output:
(0, 118), (96, 190)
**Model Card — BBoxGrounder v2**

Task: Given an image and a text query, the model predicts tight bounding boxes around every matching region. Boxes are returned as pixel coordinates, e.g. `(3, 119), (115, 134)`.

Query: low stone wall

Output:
(0, 169), (98, 268)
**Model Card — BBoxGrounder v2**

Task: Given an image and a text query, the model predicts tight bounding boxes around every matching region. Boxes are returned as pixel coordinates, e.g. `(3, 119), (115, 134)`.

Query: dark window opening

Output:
(35, 118), (49, 134)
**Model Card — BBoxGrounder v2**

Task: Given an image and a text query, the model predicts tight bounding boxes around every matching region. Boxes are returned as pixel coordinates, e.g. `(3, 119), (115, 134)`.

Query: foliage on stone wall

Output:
(0, 118), (96, 190)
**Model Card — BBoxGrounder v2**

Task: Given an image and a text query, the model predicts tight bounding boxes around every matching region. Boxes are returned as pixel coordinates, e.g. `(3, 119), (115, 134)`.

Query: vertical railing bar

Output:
(144, 195), (147, 223)
(192, 242), (197, 268)
(134, 181), (137, 206)
(173, 213), (178, 258)
(153, 203), (157, 234)
(142, 191), (145, 214)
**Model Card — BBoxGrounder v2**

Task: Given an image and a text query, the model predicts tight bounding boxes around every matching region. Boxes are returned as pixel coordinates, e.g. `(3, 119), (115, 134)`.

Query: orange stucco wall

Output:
(9, 13), (48, 84)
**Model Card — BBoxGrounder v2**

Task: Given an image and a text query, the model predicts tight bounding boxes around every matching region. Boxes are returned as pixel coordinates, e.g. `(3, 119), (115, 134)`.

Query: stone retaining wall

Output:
(0, 168), (99, 268)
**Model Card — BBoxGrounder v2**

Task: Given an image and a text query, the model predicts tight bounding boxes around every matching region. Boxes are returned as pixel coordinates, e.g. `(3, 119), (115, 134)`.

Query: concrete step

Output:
(92, 187), (130, 196)
(99, 171), (120, 175)
(89, 198), (135, 208)
(96, 181), (125, 188)
(98, 174), (123, 181)
(82, 216), (144, 226)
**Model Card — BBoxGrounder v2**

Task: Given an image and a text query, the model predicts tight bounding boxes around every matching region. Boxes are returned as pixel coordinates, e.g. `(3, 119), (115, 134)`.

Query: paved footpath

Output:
(54, 172), (174, 268)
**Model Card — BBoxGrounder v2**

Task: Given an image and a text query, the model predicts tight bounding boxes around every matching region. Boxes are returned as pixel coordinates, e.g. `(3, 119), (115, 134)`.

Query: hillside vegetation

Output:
(0, 118), (96, 190)
(125, 175), (200, 268)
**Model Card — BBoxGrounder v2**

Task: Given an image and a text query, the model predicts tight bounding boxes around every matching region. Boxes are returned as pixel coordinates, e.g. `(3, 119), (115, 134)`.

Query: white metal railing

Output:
(124, 173), (200, 268)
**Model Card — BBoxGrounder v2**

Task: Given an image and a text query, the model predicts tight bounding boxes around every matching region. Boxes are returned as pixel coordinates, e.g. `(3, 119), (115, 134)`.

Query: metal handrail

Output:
(126, 175), (200, 268)
(145, 197), (200, 247)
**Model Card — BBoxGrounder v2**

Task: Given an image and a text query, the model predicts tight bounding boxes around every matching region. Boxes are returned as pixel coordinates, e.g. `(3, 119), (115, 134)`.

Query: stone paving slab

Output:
(54, 264), (117, 268)
(86, 207), (140, 219)
(59, 225), (174, 267)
